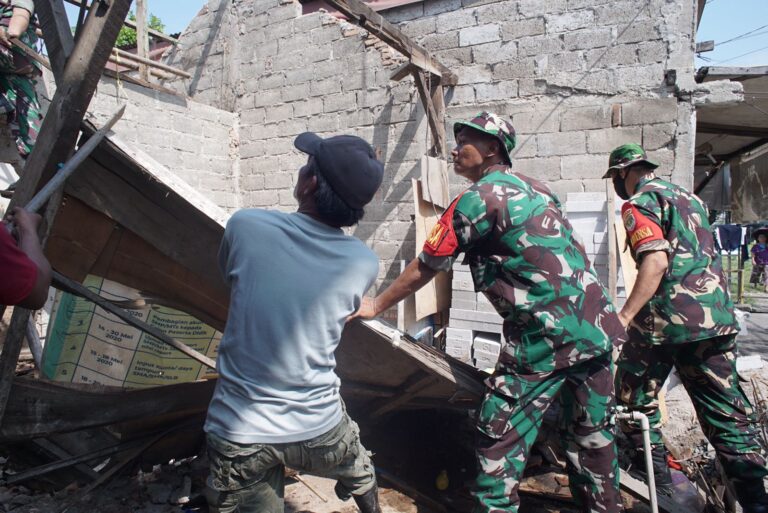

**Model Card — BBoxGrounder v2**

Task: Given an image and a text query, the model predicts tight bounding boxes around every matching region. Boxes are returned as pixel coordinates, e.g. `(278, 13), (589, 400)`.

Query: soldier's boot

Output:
(632, 446), (673, 495)
(733, 478), (768, 513)
(352, 484), (382, 513)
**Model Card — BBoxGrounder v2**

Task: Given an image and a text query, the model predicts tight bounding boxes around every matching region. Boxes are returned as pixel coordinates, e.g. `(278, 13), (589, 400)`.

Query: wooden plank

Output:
(420, 156), (449, 209)
(389, 61), (417, 82)
(412, 179), (451, 321)
(112, 46), (191, 78)
(369, 371), (437, 418)
(102, 68), (183, 96)
(323, 0), (457, 85)
(135, 0), (149, 81)
(0, 378), (215, 441)
(430, 81), (447, 158)
(697, 123), (768, 138)
(52, 271), (217, 369)
(606, 185), (617, 301)
(695, 40), (714, 53)
(33, 0), (74, 82)
(615, 218), (638, 295)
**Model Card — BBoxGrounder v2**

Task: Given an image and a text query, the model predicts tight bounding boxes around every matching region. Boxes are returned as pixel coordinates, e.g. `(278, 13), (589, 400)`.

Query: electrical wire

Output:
(718, 24), (768, 46)
(714, 43), (768, 64)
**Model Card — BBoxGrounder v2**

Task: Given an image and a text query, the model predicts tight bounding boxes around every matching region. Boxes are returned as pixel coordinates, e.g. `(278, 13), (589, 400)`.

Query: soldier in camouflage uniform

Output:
(604, 143), (768, 512)
(353, 112), (626, 513)
(0, 0), (42, 197)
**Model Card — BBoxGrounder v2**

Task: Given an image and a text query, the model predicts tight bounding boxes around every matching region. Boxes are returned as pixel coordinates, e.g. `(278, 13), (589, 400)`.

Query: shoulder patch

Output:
(423, 193), (465, 257)
(621, 202), (664, 251)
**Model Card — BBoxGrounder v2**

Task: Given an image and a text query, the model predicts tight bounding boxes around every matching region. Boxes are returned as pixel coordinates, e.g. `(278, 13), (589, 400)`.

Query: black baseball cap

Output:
(294, 132), (384, 209)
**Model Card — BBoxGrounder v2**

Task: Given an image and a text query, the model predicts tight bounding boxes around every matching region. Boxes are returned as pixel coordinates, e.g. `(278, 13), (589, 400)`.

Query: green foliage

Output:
(115, 11), (166, 48)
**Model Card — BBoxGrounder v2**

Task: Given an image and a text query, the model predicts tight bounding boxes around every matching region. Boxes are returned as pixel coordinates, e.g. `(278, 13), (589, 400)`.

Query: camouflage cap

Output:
(602, 143), (659, 178)
(454, 111), (516, 164)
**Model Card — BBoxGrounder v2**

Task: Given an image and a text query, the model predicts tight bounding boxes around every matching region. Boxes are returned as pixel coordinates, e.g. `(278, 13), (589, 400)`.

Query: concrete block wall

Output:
(157, 0), (698, 311)
(84, 77), (240, 212)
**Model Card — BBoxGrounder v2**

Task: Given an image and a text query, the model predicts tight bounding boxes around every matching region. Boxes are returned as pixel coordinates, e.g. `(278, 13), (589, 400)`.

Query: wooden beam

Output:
(695, 40), (714, 53)
(696, 65), (768, 83)
(697, 122), (768, 138)
(33, 0), (74, 82)
(112, 46), (191, 78)
(606, 185), (617, 301)
(430, 80), (447, 159)
(0, 0), (133, 425)
(389, 61), (417, 82)
(135, 0), (149, 81)
(411, 70), (443, 155)
(322, 0), (457, 85)
(63, 0), (180, 44)
(52, 271), (217, 369)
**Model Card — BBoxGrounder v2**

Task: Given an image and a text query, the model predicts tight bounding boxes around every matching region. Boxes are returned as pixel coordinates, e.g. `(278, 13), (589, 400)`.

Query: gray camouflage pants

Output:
(205, 412), (376, 513)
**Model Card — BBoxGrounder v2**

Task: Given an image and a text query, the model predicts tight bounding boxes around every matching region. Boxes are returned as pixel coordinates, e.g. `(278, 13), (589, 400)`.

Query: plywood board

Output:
(420, 156), (450, 209)
(412, 179), (451, 321)
(615, 217), (638, 295)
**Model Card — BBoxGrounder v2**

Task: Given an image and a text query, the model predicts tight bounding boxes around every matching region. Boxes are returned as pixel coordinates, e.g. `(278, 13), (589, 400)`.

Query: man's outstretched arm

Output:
(350, 258), (438, 320)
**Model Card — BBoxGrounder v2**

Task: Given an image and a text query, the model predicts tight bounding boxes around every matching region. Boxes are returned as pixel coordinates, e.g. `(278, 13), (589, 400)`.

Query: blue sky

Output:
(63, 0), (768, 69)
(696, 0), (768, 67)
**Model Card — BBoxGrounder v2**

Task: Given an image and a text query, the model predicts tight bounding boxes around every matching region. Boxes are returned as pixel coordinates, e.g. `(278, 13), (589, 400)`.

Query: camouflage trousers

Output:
(0, 43), (42, 159)
(616, 334), (768, 481)
(474, 353), (621, 513)
(205, 411), (376, 513)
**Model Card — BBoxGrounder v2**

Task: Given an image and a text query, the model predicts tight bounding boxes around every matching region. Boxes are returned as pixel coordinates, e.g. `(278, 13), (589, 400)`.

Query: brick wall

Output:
(162, 0), (698, 300)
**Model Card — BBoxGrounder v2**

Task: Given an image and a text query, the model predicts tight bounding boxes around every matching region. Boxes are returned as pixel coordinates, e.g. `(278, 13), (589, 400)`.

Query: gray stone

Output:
(459, 25), (501, 47)
(560, 153), (608, 180)
(642, 122), (677, 150)
(545, 10), (594, 33)
(621, 98), (679, 125)
(518, 0), (566, 17)
(501, 17), (545, 41)
(492, 57), (536, 79)
(435, 10), (477, 33)
(475, 80), (518, 101)
(513, 156), (561, 181)
(537, 131), (586, 156)
(472, 41), (518, 64)
(564, 28), (613, 50)
(518, 35), (565, 56)
(560, 105), (612, 131)
(585, 127), (643, 154)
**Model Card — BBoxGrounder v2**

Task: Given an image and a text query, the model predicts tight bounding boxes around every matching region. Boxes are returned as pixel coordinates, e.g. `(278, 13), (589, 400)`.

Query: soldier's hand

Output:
(617, 311), (631, 328)
(347, 296), (378, 322)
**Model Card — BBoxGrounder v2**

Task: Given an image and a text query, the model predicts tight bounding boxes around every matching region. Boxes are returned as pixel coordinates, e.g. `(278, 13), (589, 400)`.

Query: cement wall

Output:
(162, 0), (699, 298)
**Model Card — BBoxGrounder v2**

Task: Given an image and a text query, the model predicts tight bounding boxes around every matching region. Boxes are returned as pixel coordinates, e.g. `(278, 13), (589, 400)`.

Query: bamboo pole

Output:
(112, 47), (191, 78)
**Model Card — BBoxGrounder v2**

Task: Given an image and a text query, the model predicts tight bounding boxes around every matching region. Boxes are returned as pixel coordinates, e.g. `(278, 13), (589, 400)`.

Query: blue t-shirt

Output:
(204, 210), (379, 443)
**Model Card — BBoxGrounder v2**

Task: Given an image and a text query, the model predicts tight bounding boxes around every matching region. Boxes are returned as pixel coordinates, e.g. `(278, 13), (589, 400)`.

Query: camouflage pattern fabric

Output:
(617, 334), (768, 481)
(421, 165), (626, 376)
(205, 411), (376, 513)
(454, 112), (516, 164)
(474, 354), (621, 513)
(602, 142), (658, 177)
(0, 6), (42, 159)
(419, 165), (625, 512)
(621, 176), (739, 344)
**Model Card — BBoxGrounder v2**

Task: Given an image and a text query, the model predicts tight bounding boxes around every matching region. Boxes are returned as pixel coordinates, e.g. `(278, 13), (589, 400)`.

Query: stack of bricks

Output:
(445, 258), (504, 368)
(445, 193), (626, 370)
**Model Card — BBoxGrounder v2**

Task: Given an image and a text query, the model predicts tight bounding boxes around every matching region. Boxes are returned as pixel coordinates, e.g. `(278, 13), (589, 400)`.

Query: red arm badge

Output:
(423, 194), (464, 257)
(621, 202), (664, 251)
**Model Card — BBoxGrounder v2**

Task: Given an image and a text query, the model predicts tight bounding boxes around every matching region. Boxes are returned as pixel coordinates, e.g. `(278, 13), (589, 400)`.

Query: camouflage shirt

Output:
(420, 165), (625, 383)
(621, 176), (739, 344)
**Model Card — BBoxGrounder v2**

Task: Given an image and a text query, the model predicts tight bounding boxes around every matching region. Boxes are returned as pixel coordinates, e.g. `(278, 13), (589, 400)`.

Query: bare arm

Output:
(350, 258), (439, 320)
(6, 208), (52, 309)
(619, 250), (668, 327)
(2, 7), (31, 43)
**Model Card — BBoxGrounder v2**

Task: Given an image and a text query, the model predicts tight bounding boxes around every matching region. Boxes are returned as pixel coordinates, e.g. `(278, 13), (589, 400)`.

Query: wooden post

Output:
(33, 0), (75, 82)
(0, 0), (133, 425)
(135, 0), (149, 81)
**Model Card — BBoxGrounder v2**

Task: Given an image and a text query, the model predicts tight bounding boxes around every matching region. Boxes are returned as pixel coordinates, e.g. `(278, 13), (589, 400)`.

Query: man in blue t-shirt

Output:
(204, 132), (384, 513)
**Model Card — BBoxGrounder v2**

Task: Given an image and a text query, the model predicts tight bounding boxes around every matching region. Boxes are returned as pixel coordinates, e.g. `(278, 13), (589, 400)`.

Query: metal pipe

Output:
(617, 410), (659, 513)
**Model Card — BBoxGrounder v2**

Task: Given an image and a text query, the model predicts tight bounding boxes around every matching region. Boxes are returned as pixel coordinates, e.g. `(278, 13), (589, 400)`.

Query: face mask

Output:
(612, 173), (630, 200)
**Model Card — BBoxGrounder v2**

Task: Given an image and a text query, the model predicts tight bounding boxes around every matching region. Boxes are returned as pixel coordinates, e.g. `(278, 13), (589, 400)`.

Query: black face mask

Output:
(612, 173), (630, 200)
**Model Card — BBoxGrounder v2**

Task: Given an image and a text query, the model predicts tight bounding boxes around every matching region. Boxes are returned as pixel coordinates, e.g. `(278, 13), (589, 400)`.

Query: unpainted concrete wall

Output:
(164, 0), (699, 295)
